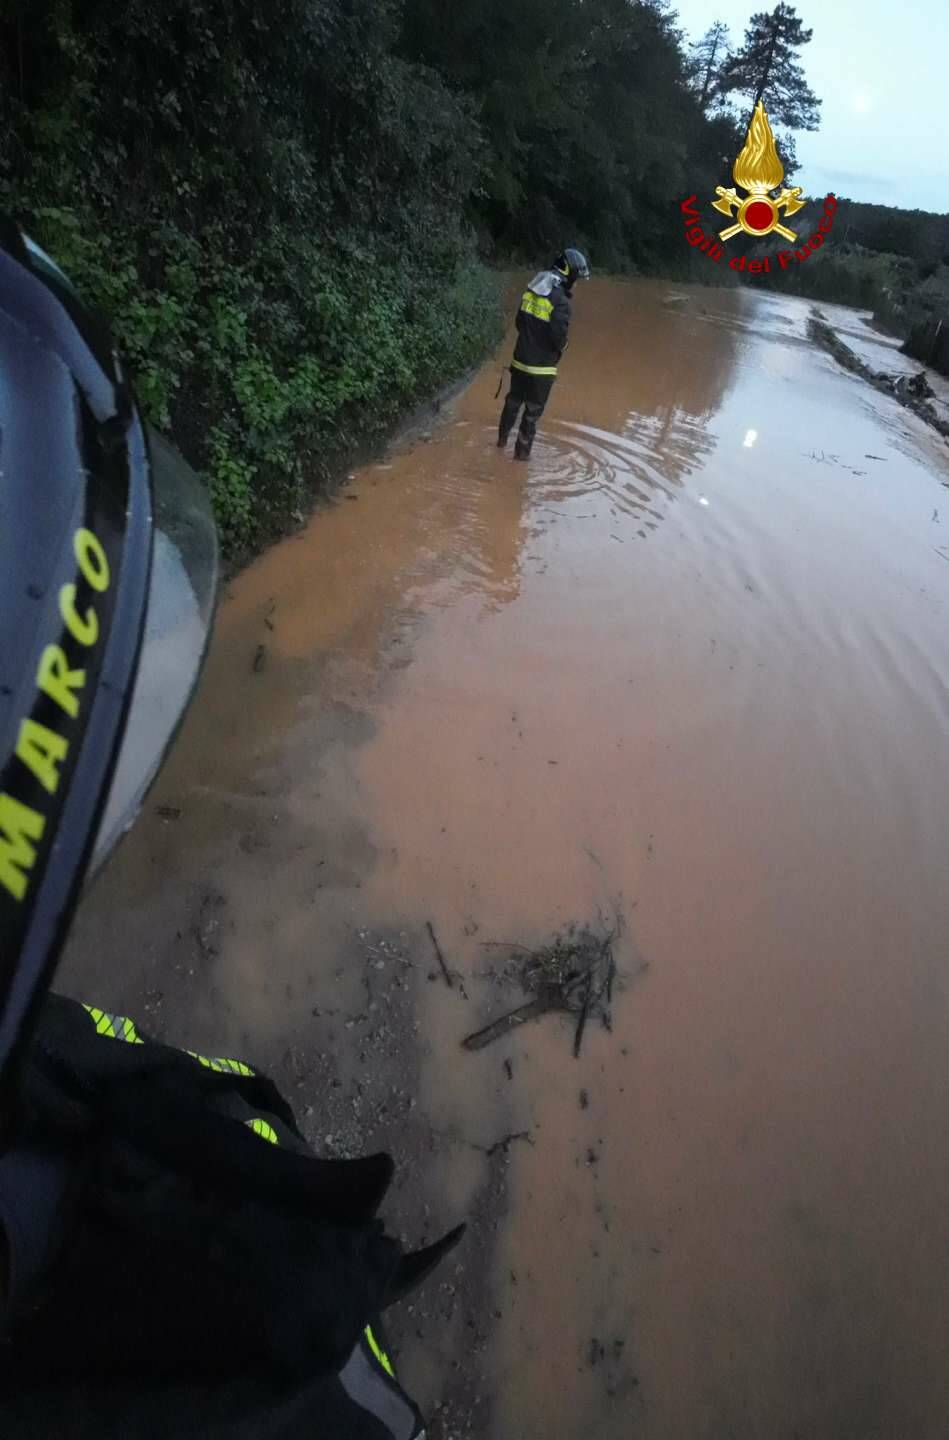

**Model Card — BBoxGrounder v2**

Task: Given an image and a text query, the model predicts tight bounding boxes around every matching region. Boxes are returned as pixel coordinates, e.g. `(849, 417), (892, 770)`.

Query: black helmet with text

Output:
(0, 223), (218, 1099)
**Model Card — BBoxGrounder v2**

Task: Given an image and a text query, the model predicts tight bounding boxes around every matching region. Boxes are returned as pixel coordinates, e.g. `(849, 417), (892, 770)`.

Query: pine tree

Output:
(718, 4), (820, 131)
(689, 21), (730, 111)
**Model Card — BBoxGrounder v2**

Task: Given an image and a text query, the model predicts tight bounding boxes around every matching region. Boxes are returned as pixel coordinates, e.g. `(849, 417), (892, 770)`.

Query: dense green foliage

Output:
(718, 5), (819, 132)
(755, 198), (949, 356)
(689, 22), (730, 112)
(833, 200), (949, 344)
(0, 0), (860, 550)
(0, 0), (503, 554)
(398, 0), (744, 271)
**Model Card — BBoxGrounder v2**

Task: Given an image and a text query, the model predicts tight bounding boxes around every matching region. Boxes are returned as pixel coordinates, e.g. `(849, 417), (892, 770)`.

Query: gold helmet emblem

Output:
(712, 101), (806, 243)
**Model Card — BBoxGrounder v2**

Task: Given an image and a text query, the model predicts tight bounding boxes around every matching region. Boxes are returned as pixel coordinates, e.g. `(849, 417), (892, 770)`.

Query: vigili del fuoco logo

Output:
(680, 101), (836, 275)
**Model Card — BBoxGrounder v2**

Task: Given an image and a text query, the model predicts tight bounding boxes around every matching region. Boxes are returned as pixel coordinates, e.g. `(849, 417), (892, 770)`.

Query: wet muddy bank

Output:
(63, 277), (949, 1438)
(809, 310), (949, 443)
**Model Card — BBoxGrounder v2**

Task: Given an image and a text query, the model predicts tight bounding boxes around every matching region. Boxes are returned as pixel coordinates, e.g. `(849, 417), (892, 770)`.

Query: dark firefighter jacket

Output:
(512, 271), (571, 377)
(0, 993), (462, 1437)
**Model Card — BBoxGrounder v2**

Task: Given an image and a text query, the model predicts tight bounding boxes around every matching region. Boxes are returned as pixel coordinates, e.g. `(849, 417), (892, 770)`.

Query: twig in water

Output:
(431, 1126), (534, 1158)
(573, 972), (592, 1058)
(462, 997), (558, 1050)
(426, 921), (453, 989)
(485, 1130), (533, 1158)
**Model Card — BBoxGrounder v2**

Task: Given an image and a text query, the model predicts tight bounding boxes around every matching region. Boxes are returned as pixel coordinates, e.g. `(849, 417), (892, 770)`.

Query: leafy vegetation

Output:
(716, 2), (819, 168)
(684, 5), (820, 178)
(689, 22), (731, 111)
(752, 197), (949, 367)
(398, 0), (746, 272)
(15, 1), (921, 549)
(826, 201), (949, 346)
(0, 0), (503, 555)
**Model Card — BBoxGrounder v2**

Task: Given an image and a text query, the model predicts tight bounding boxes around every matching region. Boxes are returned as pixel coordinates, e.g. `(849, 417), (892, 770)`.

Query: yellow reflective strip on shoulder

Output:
(519, 293), (554, 321)
(188, 1051), (254, 1077)
(246, 1117), (279, 1145)
(510, 360), (558, 376)
(82, 1005), (147, 1042)
(89, 1007), (116, 1038)
(364, 1324), (395, 1379)
(116, 1016), (143, 1044)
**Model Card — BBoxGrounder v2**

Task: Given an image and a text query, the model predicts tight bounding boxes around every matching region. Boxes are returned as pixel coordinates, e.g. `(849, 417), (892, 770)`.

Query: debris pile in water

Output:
(462, 924), (618, 1057)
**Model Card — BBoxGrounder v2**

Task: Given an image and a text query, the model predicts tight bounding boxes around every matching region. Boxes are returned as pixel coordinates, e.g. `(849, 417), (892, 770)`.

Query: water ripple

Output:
(534, 412), (717, 526)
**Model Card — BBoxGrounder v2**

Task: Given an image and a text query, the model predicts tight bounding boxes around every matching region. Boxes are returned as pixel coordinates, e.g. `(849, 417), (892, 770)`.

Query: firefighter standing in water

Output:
(0, 223), (462, 1438)
(497, 247), (590, 460)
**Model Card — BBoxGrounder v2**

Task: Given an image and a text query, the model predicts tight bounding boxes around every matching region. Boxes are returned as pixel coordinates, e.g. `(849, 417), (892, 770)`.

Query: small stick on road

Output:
(462, 997), (558, 1050)
(573, 972), (593, 1058)
(485, 1130), (533, 1158)
(426, 921), (453, 989)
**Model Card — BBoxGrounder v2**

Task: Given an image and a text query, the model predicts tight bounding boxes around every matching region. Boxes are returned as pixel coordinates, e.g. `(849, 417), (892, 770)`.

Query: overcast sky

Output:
(671, 0), (949, 213)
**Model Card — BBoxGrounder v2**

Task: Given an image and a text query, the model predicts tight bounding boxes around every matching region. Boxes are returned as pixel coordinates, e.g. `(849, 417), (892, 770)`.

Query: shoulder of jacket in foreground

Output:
(527, 270), (562, 297)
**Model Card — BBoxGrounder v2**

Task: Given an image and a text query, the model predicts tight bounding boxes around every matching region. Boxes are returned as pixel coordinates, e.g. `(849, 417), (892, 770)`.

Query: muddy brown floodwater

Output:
(63, 278), (949, 1439)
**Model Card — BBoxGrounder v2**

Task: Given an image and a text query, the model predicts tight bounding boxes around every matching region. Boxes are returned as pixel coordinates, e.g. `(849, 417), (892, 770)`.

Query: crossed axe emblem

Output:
(712, 184), (806, 243)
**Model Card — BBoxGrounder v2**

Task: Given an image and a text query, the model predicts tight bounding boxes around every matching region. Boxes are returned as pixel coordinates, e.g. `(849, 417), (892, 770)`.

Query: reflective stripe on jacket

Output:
(0, 993), (431, 1439)
(512, 270), (570, 377)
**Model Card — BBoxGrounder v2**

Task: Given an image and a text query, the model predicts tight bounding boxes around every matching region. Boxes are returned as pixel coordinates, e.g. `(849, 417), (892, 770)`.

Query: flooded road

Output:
(64, 278), (949, 1438)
